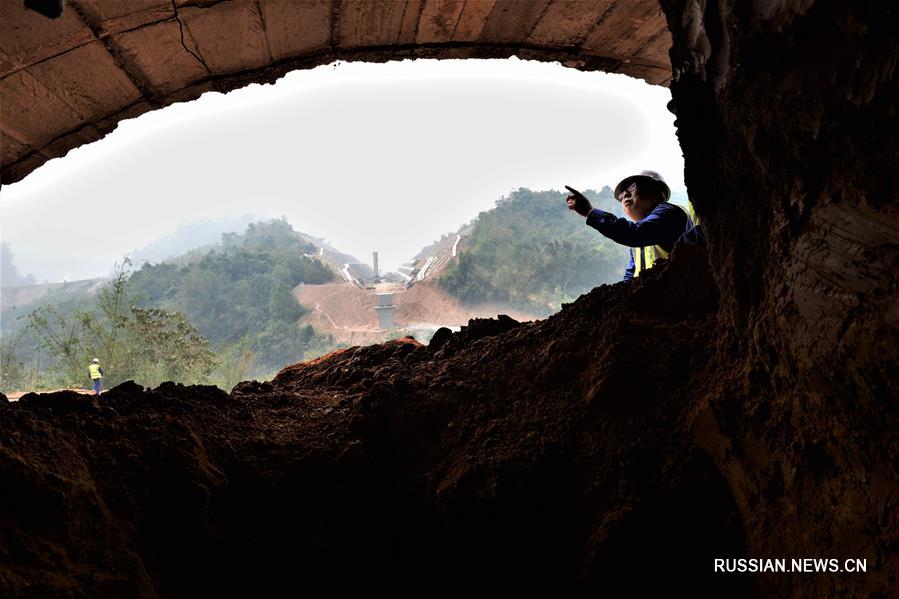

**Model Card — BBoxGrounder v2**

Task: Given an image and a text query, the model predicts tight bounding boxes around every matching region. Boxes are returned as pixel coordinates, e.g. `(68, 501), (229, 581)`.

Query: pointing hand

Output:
(565, 185), (593, 217)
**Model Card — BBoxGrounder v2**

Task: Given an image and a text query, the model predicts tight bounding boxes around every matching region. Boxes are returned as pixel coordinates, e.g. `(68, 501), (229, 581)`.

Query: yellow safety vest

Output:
(89, 363), (102, 379)
(686, 201), (700, 228)
(631, 202), (695, 279)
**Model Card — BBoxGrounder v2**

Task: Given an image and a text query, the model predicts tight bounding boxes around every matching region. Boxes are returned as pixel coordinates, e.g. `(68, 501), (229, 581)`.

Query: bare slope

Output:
(0, 278), (106, 312)
(295, 279), (536, 346)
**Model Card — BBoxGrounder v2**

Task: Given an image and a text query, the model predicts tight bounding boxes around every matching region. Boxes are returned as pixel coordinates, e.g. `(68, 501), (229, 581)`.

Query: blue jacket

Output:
(585, 203), (690, 281)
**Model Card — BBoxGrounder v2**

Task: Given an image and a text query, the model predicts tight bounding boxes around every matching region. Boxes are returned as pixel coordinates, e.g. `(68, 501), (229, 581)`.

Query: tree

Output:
(212, 345), (255, 393)
(23, 304), (87, 386)
(268, 280), (304, 323)
(128, 307), (216, 387)
(81, 260), (133, 378)
(439, 187), (623, 314)
(24, 259), (217, 389)
(0, 331), (29, 393)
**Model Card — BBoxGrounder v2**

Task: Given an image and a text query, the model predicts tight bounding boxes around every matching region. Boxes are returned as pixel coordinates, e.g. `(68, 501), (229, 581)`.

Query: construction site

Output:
(1, 1), (896, 597)
(296, 233), (535, 347)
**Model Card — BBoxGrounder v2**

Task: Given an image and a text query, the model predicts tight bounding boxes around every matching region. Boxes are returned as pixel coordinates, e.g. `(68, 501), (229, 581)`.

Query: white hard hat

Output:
(92, 358), (100, 363)
(614, 170), (671, 202)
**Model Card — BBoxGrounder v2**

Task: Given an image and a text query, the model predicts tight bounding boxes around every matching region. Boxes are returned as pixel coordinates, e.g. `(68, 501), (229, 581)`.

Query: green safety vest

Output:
(89, 363), (102, 379)
(631, 202), (696, 279)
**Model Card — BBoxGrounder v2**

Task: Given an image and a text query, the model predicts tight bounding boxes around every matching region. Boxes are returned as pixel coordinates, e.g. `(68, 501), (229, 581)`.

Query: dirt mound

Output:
(0, 249), (725, 594)
(3, 388), (97, 401)
(1, 246), (895, 596)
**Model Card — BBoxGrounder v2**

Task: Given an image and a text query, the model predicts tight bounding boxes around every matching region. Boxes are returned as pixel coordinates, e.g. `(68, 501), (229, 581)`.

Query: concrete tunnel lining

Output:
(1, 0), (673, 185)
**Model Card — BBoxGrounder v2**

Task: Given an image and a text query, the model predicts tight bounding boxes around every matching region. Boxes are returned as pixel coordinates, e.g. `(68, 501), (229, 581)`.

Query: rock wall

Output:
(664, 0), (898, 595)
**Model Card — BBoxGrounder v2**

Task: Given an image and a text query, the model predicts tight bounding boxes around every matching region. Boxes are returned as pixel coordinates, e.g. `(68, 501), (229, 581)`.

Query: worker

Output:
(88, 358), (104, 395)
(566, 170), (695, 281)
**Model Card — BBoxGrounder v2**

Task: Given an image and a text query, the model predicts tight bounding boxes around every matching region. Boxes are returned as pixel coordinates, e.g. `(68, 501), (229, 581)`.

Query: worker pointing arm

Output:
(566, 171), (693, 281)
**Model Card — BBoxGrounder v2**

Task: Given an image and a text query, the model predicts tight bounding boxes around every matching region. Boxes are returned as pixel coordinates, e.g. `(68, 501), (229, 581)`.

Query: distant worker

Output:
(88, 358), (104, 395)
(566, 171), (696, 281)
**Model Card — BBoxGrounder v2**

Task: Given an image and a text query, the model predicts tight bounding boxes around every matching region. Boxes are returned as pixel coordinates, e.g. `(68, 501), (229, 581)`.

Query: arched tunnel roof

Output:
(0, 0), (672, 184)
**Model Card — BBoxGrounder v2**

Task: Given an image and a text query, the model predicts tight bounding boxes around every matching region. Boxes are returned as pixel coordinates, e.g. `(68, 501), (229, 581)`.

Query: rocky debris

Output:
(428, 313), (521, 357)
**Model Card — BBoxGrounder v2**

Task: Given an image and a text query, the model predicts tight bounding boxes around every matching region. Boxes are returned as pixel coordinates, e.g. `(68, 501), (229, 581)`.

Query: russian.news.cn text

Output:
(714, 558), (867, 574)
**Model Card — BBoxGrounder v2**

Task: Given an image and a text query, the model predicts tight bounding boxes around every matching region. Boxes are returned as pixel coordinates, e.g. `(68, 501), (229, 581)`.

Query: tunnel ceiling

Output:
(0, 0), (672, 185)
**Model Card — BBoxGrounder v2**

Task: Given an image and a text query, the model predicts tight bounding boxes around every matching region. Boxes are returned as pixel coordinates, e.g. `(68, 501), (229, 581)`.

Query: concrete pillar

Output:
(374, 292), (396, 329)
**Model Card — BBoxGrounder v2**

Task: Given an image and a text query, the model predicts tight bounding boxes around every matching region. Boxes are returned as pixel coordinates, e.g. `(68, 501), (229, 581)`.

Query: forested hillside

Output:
(2, 194), (676, 393)
(439, 187), (628, 315)
(128, 214), (259, 265)
(128, 219), (335, 378)
(1, 220), (336, 393)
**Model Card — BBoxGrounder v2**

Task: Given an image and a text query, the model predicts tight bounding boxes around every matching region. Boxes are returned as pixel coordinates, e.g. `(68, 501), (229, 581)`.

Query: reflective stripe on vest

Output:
(632, 203), (694, 279)
(89, 363), (102, 379)
(686, 201), (700, 227)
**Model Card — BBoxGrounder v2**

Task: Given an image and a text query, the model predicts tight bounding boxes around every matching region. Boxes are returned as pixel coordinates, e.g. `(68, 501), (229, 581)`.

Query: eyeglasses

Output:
(618, 182), (638, 201)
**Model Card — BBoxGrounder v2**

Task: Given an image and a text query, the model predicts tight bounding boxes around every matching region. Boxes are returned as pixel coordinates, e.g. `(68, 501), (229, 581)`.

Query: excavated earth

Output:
(295, 279), (538, 347)
(2, 246), (893, 596)
(1, 248), (744, 595)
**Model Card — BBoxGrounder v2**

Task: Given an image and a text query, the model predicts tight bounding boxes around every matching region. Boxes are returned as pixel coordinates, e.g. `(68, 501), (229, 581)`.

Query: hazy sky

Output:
(1, 58), (684, 282)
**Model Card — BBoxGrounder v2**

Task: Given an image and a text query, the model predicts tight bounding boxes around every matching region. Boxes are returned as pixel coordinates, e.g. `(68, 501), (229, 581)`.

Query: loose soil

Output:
(0, 246), (895, 597)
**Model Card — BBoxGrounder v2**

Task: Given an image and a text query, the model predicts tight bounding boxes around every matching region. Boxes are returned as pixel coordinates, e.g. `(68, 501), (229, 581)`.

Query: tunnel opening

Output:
(2, 55), (688, 392)
(1, 1), (897, 597)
